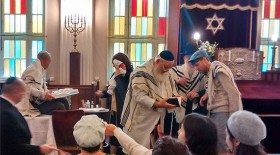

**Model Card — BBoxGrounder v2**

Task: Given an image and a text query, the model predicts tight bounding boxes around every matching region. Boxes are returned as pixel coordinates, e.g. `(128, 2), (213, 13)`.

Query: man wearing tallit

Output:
(121, 50), (178, 149)
(189, 50), (243, 154)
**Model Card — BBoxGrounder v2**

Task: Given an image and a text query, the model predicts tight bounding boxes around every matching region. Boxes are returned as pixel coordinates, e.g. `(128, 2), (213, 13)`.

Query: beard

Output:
(153, 67), (169, 83)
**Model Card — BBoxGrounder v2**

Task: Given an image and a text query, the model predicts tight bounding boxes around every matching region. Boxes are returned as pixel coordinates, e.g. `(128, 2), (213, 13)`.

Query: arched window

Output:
(0, 0), (45, 77)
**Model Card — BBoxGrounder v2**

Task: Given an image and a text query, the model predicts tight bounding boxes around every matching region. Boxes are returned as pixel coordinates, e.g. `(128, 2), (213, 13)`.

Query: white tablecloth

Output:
(25, 115), (58, 155)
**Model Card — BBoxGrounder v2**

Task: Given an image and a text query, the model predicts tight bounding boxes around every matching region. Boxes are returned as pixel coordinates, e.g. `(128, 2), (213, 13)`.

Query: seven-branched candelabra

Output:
(65, 14), (86, 52)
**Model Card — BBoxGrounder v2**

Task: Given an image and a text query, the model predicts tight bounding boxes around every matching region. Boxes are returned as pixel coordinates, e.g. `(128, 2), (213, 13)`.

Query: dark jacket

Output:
(0, 97), (41, 155)
(102, 73), (130, 126)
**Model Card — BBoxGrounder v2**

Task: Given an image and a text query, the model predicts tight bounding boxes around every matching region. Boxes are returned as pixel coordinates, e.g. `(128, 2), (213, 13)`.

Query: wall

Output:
(45, 0), (109, 90)
(45, 0), (61, 83)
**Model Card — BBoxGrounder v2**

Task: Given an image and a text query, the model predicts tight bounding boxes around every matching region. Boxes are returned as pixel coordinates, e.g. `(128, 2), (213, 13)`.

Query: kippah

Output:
(159, 50), (174, 61)
(189, 50), (208, 65)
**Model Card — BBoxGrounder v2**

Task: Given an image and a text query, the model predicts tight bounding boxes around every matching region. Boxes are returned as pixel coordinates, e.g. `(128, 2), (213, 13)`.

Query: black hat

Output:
(159, 50), (174, 61)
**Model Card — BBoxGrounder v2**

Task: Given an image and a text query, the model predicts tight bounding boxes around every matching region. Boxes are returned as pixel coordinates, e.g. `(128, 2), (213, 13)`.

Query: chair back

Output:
(52, 110), (84, 148)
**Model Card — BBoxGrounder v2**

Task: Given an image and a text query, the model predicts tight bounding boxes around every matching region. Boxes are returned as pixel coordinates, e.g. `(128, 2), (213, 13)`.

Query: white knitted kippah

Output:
(227, 110), (266, 146)
(73, 115), (106, 148)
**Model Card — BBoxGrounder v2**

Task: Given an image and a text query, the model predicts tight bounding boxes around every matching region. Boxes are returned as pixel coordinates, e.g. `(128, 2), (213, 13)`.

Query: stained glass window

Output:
(1, 0), (45, 77)
(3, 0), (27, 33)
(3, 40), (26, 77)
(109, 0), (168, 75)
(260, 0), (280, 71)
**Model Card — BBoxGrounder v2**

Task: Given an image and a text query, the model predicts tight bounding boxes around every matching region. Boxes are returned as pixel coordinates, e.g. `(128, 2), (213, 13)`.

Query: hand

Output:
(95, 90), (104, 97)
(153, 98), (176, 109)
(186, 91), (199, 100)
(199, 93), (208, 107)
(105, 124), (117, 136)
(157, 124), (164, 138)
(58, 150), (72, 155)
(39, 144), (58, 154)
(44, 91), (55, 101)
(114, 65), (121, 76)
(176, 77), (189, 85)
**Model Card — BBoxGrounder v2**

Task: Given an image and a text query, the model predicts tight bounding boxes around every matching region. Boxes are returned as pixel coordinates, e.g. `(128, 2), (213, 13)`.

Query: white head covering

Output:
(73, 115), (106, 148)
(227, 110), (266, 146)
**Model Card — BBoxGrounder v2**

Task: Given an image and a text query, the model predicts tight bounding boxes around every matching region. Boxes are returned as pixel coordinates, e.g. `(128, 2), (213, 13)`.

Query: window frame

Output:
(0, 0), (46, 77)
(108, 0), (168, 77)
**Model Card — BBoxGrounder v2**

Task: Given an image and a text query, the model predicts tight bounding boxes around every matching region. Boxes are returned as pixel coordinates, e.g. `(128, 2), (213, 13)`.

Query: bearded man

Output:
(121, 50), (178, 149)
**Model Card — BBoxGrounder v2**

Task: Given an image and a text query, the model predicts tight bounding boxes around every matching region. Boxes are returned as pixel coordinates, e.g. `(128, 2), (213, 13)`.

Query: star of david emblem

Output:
(206, 14), (225, 35)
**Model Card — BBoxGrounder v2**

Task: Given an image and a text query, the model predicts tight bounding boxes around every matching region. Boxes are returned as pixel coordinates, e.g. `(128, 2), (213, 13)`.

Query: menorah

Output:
(65, 14), (86, 52)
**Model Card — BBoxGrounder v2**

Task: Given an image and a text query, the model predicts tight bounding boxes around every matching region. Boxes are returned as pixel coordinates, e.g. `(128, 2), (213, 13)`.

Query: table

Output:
(25, 115), (58, 155)
(79, 108), (110, 122)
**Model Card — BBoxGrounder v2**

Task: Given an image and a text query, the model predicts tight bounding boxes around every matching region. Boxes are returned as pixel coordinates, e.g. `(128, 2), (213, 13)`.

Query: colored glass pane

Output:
(268, 45), (273, 63)
(32, 15), (38, 33)
(142, 43), (147, 60)
(15, 0), (21, 14)
(38, 15), (43, 33)
(115, 0), (125, 16)
(262, 64), (268, 72)
(4, 60), (10, 77)
(147, 43), (152, 59)
(159, 0), (167, 17)
(147, 0), (153, 16)
(136, 43), (142, 61)
(142, 17), (147, 35)
(137, 0), (142, 16)
(114, 17), (125, 35)
(130, 43), (136, 61)
(276, 0), (280, 18)
(21, 60), (26, 74)
(10, 41), (15, 58)
(10, 0), (15, 13)
(4, 41), (10, 58)
(21, 0), (26, 14)
(131, 17), (136, 35)
(16, 60), (21, 77)
(262, 19), (269, 38)
(264, 0), (270, 18)
(114, 17), (120, 35)
(276, 48), (279, 63)
(10, 59), (15, 76)
(147, 18), (153, 35)
(4, 0), (10, 13)
(32, 0), (38, 14)
(21, 41), (26, 58)
(32, 40), (44, 59)
(15, 40), (21, 58)
(119, 17), (125, 35)
(136, 17), (142, 35)
(142, 0), (148, 16)
(114, 43), (125, 54)
(158, 44), (165, 54)
(270, 0), (275, 18)
(131, 0), (137, 16)
(158, 17), (166, 36)
(32, 15), (43, 33)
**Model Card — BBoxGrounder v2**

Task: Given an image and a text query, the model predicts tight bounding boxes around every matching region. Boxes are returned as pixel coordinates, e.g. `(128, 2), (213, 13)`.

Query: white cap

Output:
(227, 110), (266, 146)
(73, 115), (106, 148)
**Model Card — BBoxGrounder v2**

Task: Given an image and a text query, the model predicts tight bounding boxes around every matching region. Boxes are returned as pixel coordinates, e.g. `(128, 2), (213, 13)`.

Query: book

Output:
(167, 97), (182, 107)
(51, 88), (79, 98)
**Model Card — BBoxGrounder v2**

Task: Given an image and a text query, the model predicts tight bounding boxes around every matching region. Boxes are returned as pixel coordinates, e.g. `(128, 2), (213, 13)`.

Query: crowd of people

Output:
(0, 50), (268, 155)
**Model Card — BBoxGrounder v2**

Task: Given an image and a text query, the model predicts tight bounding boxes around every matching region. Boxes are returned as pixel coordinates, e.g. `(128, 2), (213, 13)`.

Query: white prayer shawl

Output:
(207, 61), (243, 113)
(169, 64), (205, 122)
(121, 58), (178, 148)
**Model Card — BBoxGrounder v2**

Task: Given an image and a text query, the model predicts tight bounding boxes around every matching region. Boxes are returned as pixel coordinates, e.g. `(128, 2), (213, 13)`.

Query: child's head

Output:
(226, 110), (266, 154)
(178, 113), (218, 155)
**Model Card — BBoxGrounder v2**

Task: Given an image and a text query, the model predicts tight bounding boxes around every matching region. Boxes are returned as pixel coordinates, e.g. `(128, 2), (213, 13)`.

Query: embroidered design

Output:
(206, 14), (225, 35)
